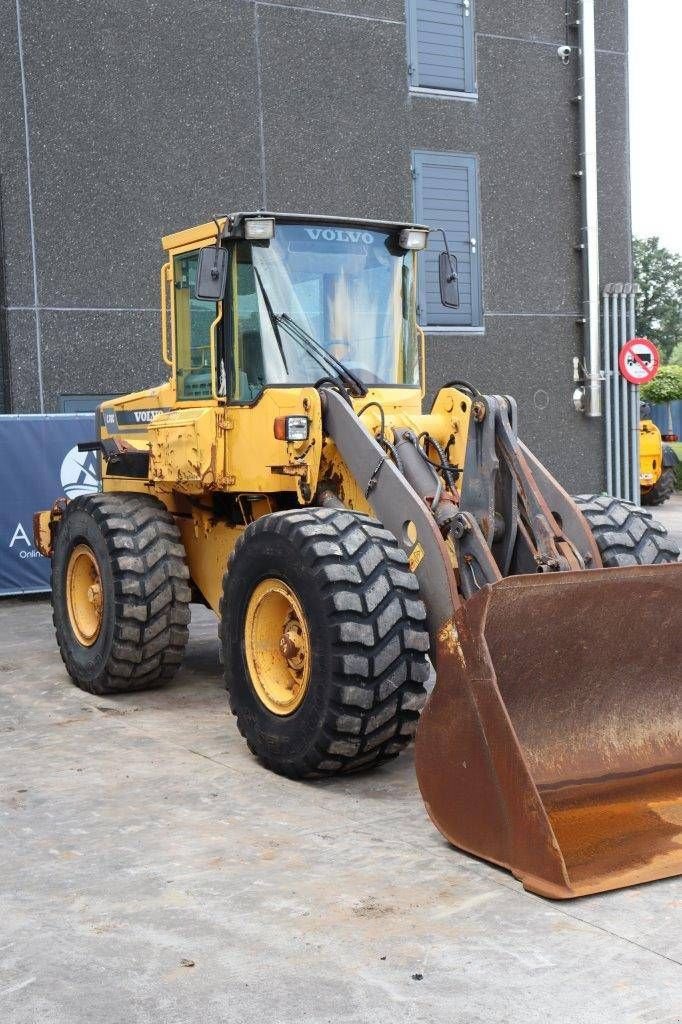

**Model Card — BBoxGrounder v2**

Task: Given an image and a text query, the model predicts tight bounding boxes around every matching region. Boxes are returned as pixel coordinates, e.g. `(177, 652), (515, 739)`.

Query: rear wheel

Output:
(220, 507), (430, 778)
(574, 494), (679, 566)
(641, 467), (676, 507)
(52, 493), (191, 694)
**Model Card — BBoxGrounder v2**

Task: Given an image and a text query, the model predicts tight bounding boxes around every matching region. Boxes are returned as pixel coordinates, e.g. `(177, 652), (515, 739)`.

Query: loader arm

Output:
(323, 386), (603, 612)
(458, 394), (601, 578)
(321, 387), (461, 655)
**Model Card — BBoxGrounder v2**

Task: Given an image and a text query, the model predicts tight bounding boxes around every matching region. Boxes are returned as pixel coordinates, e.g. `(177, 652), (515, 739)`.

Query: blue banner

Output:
(648, 400), (682, 440)
(0, 414), (97, 595)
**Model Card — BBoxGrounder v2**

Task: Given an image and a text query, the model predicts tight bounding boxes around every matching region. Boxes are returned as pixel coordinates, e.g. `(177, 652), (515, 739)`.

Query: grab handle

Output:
(160, 261), (173, 369)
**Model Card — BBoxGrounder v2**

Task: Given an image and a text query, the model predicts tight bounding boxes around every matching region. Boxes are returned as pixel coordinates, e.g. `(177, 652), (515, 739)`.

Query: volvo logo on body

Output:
(102, 407), (170, 433)
(132, 409), (164, 423)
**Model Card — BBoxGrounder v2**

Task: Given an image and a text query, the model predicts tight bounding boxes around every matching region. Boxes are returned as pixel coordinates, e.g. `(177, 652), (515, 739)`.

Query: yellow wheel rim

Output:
(66, 543), (104, 647)
(244, 578), (312, 715)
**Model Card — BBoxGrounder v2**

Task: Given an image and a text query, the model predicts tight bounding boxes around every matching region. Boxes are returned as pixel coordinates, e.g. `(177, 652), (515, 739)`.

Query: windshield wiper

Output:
(251, 267), (366, 397)
(252, 267), (289, 373)
(275, 313), (367, 397)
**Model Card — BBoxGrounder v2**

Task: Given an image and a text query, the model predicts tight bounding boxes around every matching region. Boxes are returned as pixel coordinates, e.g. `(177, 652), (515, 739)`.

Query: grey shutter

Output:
(407, 0), (475, 93)
(412, 150), (482, 328)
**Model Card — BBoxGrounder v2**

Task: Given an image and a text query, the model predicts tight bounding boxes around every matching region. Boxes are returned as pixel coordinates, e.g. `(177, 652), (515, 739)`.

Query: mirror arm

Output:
(210, 217), (224, 280)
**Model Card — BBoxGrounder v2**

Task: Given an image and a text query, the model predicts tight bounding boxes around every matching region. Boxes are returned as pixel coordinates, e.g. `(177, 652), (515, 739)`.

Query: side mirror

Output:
(439, 251), (460, 308)
(195, 246), (229, 301)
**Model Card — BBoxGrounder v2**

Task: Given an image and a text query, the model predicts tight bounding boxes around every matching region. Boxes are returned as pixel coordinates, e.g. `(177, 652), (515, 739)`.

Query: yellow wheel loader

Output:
(34, 213), (682, 899)
(640, 414), (679, 506)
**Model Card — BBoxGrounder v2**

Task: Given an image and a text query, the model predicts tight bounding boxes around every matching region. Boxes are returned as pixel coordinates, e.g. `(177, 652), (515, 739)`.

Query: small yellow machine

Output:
(35, 213), (682, 899)
(640, 416), (679, 505)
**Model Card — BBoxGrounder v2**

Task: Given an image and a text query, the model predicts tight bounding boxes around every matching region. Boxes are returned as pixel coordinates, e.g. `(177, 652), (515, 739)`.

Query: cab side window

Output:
(173, 251), (217, 400)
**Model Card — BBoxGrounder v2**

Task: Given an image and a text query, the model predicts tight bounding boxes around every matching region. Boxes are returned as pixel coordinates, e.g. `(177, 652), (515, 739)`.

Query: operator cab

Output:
(162, 213), (458, 405)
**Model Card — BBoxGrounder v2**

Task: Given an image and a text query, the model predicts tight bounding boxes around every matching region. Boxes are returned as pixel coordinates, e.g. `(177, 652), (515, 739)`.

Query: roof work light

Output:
(244, 216), (275, 240)
(399, 228), (429, 250)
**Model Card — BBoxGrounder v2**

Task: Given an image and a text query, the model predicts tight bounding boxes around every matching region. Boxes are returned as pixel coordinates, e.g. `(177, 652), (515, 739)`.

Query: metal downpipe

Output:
(628, 286), (640, 503)
(611, 288), (622, 496)
(577, 0), (602, 418)
(602, 289), (613, 494)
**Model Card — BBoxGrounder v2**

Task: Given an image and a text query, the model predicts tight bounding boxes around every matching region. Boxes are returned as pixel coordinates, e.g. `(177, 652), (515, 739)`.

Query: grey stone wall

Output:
(0, 0), (630, 492)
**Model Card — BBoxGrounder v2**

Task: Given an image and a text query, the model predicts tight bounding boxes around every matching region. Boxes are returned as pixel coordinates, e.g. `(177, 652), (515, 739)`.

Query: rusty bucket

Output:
(415, 563), (682, 898)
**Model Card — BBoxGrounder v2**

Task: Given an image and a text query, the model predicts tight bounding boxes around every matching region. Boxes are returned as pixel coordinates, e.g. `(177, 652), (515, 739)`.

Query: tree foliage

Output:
(668, 341), (682, 366)
(641, 364), (682, 404)
(632, 237), (682, 361)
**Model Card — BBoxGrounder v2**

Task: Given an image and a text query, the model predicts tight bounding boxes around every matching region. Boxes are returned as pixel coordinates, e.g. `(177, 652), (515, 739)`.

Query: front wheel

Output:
(220, 507), (430, 778)
(573, 494), (679, 566)
(52, 493), (191, 694)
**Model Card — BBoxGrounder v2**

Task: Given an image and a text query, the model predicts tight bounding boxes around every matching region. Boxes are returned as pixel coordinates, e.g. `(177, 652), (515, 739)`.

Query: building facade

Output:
(0, 0), (631, 491)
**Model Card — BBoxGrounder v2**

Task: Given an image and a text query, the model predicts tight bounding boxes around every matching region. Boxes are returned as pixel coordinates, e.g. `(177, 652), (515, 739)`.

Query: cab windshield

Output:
(231, 222), (419, 401)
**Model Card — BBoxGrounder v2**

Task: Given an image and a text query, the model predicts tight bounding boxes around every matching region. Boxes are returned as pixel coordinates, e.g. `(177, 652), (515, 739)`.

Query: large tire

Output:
(641, 467), (676, 507)
(52, 493), (191, 694)
(220, 507), (430, 778)
(574, 494), (680, 566)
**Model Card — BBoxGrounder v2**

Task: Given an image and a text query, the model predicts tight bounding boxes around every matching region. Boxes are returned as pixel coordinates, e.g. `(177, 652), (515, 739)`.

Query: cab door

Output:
(171, 248), (222, 402)
(147, 240), (229, 492)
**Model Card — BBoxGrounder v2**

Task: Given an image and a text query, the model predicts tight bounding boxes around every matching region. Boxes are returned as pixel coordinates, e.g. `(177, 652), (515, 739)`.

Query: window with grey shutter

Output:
(412, 150), (482, 328)
(407, 0), (475, 94)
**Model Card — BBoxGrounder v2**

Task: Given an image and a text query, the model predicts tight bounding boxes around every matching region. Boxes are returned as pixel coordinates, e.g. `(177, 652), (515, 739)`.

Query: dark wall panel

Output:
(258, 7), (410, 219)
(260, 0), (405, 19)
(595, 0), (628, 53)
(0, 0), (35, 309)
(39, 310), (165, 413)
(17, 0), (263, 310)
(476, 1), (567, 43)
(6, 310), (41, 412)
(472, 36), (582, 316)
(596, 53), (632, 284)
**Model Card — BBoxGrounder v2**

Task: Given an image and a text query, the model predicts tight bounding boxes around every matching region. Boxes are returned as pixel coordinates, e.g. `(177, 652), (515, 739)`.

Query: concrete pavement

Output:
(651, 492), (682, 551)
(0, 598), (681, 1023)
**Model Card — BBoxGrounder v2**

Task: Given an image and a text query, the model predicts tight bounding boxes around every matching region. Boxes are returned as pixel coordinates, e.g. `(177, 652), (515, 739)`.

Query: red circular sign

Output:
(618, 337), (660, 385)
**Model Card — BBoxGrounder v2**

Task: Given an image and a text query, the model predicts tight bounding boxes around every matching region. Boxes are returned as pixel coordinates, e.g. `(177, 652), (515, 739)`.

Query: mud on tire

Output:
(52, 493), (191, 694)
(574, 493), (679, 566)
(220, 507), (430, 778)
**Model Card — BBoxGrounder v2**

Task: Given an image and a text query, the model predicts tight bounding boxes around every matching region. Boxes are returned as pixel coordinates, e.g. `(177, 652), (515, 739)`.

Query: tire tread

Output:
(52, 493), (190, 694)
(574, 493), (679, 566)
(220, 507), (429, 778)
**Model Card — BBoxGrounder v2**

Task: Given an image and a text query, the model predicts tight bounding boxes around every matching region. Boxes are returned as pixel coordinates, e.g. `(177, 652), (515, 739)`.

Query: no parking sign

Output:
(618, 337), (660, 385)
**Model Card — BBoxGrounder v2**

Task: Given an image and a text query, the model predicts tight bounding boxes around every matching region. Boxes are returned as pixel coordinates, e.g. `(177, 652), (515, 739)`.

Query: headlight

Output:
(274, 415), (310, 441)
(399, 228), (429, 250)
(244, 217), (275, 240)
